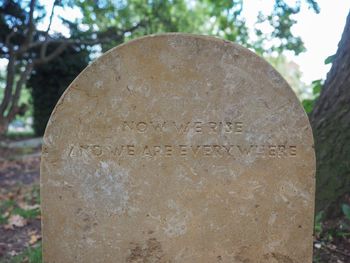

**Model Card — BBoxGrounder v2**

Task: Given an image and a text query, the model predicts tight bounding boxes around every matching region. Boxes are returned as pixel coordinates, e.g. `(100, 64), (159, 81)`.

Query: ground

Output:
(0, 138), (349, 263)
(0, 141), (41, 263)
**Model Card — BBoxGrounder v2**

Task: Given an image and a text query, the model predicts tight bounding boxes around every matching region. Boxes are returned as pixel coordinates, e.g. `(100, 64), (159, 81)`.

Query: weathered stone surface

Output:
(41, 34), (315, 263)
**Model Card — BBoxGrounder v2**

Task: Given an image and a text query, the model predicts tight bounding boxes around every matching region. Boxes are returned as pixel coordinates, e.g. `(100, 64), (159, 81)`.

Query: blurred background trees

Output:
(0, 0), (320, 136)
(28, 44), (89, 135)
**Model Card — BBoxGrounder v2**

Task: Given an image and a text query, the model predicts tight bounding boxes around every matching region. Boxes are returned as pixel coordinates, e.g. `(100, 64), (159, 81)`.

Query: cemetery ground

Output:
(0, 136), (349, 263)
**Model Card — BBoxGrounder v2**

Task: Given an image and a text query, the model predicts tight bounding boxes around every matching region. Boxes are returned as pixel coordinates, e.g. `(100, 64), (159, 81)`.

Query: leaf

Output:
(310, 79), (323, 96)
(313, 83), (322, 96)
(342, 204), (350, 220)
(314, 211), (324, 236)
(18, 203), (40, 211)
(4, 214), (27, 229)
(28, 233), (41, 245)
(315, 211), (324, 223)
(324, 54), (335, 65)
(302, 99), (314, 114)
(311, 79), (322, 85)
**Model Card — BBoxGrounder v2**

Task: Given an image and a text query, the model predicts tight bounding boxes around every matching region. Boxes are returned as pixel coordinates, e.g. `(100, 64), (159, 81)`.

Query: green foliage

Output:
(324, 54), (335, 65)
(302, 99), (314, 114)
(5, 130), (35, 139)
(0, 213), (7, 224)
(7, 87), (34, 128)
(314, 204), (350, 243)
(341, 204), (350, 220)
(3, 243), (42, 263)
(312, 80), (322, 96)
(0, 0), (47, 58)
(0, 188), (40, 223)
(302, 79), (323, 113)
(2, 0), (322, 132)
(0, 200), (16, 224)
(12, 206), (40, 220)
(28, 45), (89, 136)
(72, 0), (249, 52)
(255, 0), (319, 55)
(302, 51), (337, 114)
(20, 0), (319, 132)
(0, 1), (27, 57)
(314, 211), (324, 236)
(71, 0), (318, 54)
(28, 184), (40, 206)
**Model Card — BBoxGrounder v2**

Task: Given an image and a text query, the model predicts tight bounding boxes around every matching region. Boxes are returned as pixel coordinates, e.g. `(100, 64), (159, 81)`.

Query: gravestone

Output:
(41, 34), (315, 263)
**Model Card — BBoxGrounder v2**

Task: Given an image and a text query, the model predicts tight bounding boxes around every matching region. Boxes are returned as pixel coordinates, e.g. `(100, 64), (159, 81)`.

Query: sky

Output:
(243, 0), (350, 84)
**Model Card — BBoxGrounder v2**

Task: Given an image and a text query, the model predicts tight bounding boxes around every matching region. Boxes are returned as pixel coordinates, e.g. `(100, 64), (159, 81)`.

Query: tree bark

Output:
(310, 11), (350, 218)
(0, 118), (10, 138)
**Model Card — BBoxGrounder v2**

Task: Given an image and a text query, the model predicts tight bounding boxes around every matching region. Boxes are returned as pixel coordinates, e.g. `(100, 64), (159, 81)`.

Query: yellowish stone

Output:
(41, 34), (315, 263)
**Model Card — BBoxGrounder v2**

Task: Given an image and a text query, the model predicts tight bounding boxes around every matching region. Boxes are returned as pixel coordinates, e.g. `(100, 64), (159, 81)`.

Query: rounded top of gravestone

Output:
(41, 34), (315, 263)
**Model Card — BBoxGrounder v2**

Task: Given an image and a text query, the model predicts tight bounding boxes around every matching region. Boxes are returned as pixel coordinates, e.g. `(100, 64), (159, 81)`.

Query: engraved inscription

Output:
(68, 144), (297, 159)
(65, 120), (298, 159)
(121, 121), (244, 134)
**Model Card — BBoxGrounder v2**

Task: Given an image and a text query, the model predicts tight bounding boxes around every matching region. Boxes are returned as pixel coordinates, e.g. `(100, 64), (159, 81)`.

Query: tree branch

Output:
(46, 1), (56, 36)
(26, 0), (37, 45)
(16, 0), (37, 55)
(34, 42), (68, 65)
(5, 29), (17, 47)
(41, 0), (58, 59)
(22, 21), (145, 55)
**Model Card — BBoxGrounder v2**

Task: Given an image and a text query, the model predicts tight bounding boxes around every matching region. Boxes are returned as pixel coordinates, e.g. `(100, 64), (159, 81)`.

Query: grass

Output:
(11, 207), (40, 220)
(5, 131), (35, 140)
(0, 200), (16, 224)
(0, 187), (41, 224)
(0, 180), (42, 262)
(2, 243), (42, 263)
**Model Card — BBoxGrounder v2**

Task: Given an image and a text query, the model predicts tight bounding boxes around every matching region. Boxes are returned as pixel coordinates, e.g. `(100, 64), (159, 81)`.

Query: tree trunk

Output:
(0, 118), (10, 138)
(310, 11), (350, 218)
(0, 62), (33, 136)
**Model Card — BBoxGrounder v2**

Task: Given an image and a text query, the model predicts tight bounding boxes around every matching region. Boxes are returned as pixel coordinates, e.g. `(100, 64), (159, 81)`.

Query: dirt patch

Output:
(0, 157), (40, 189)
